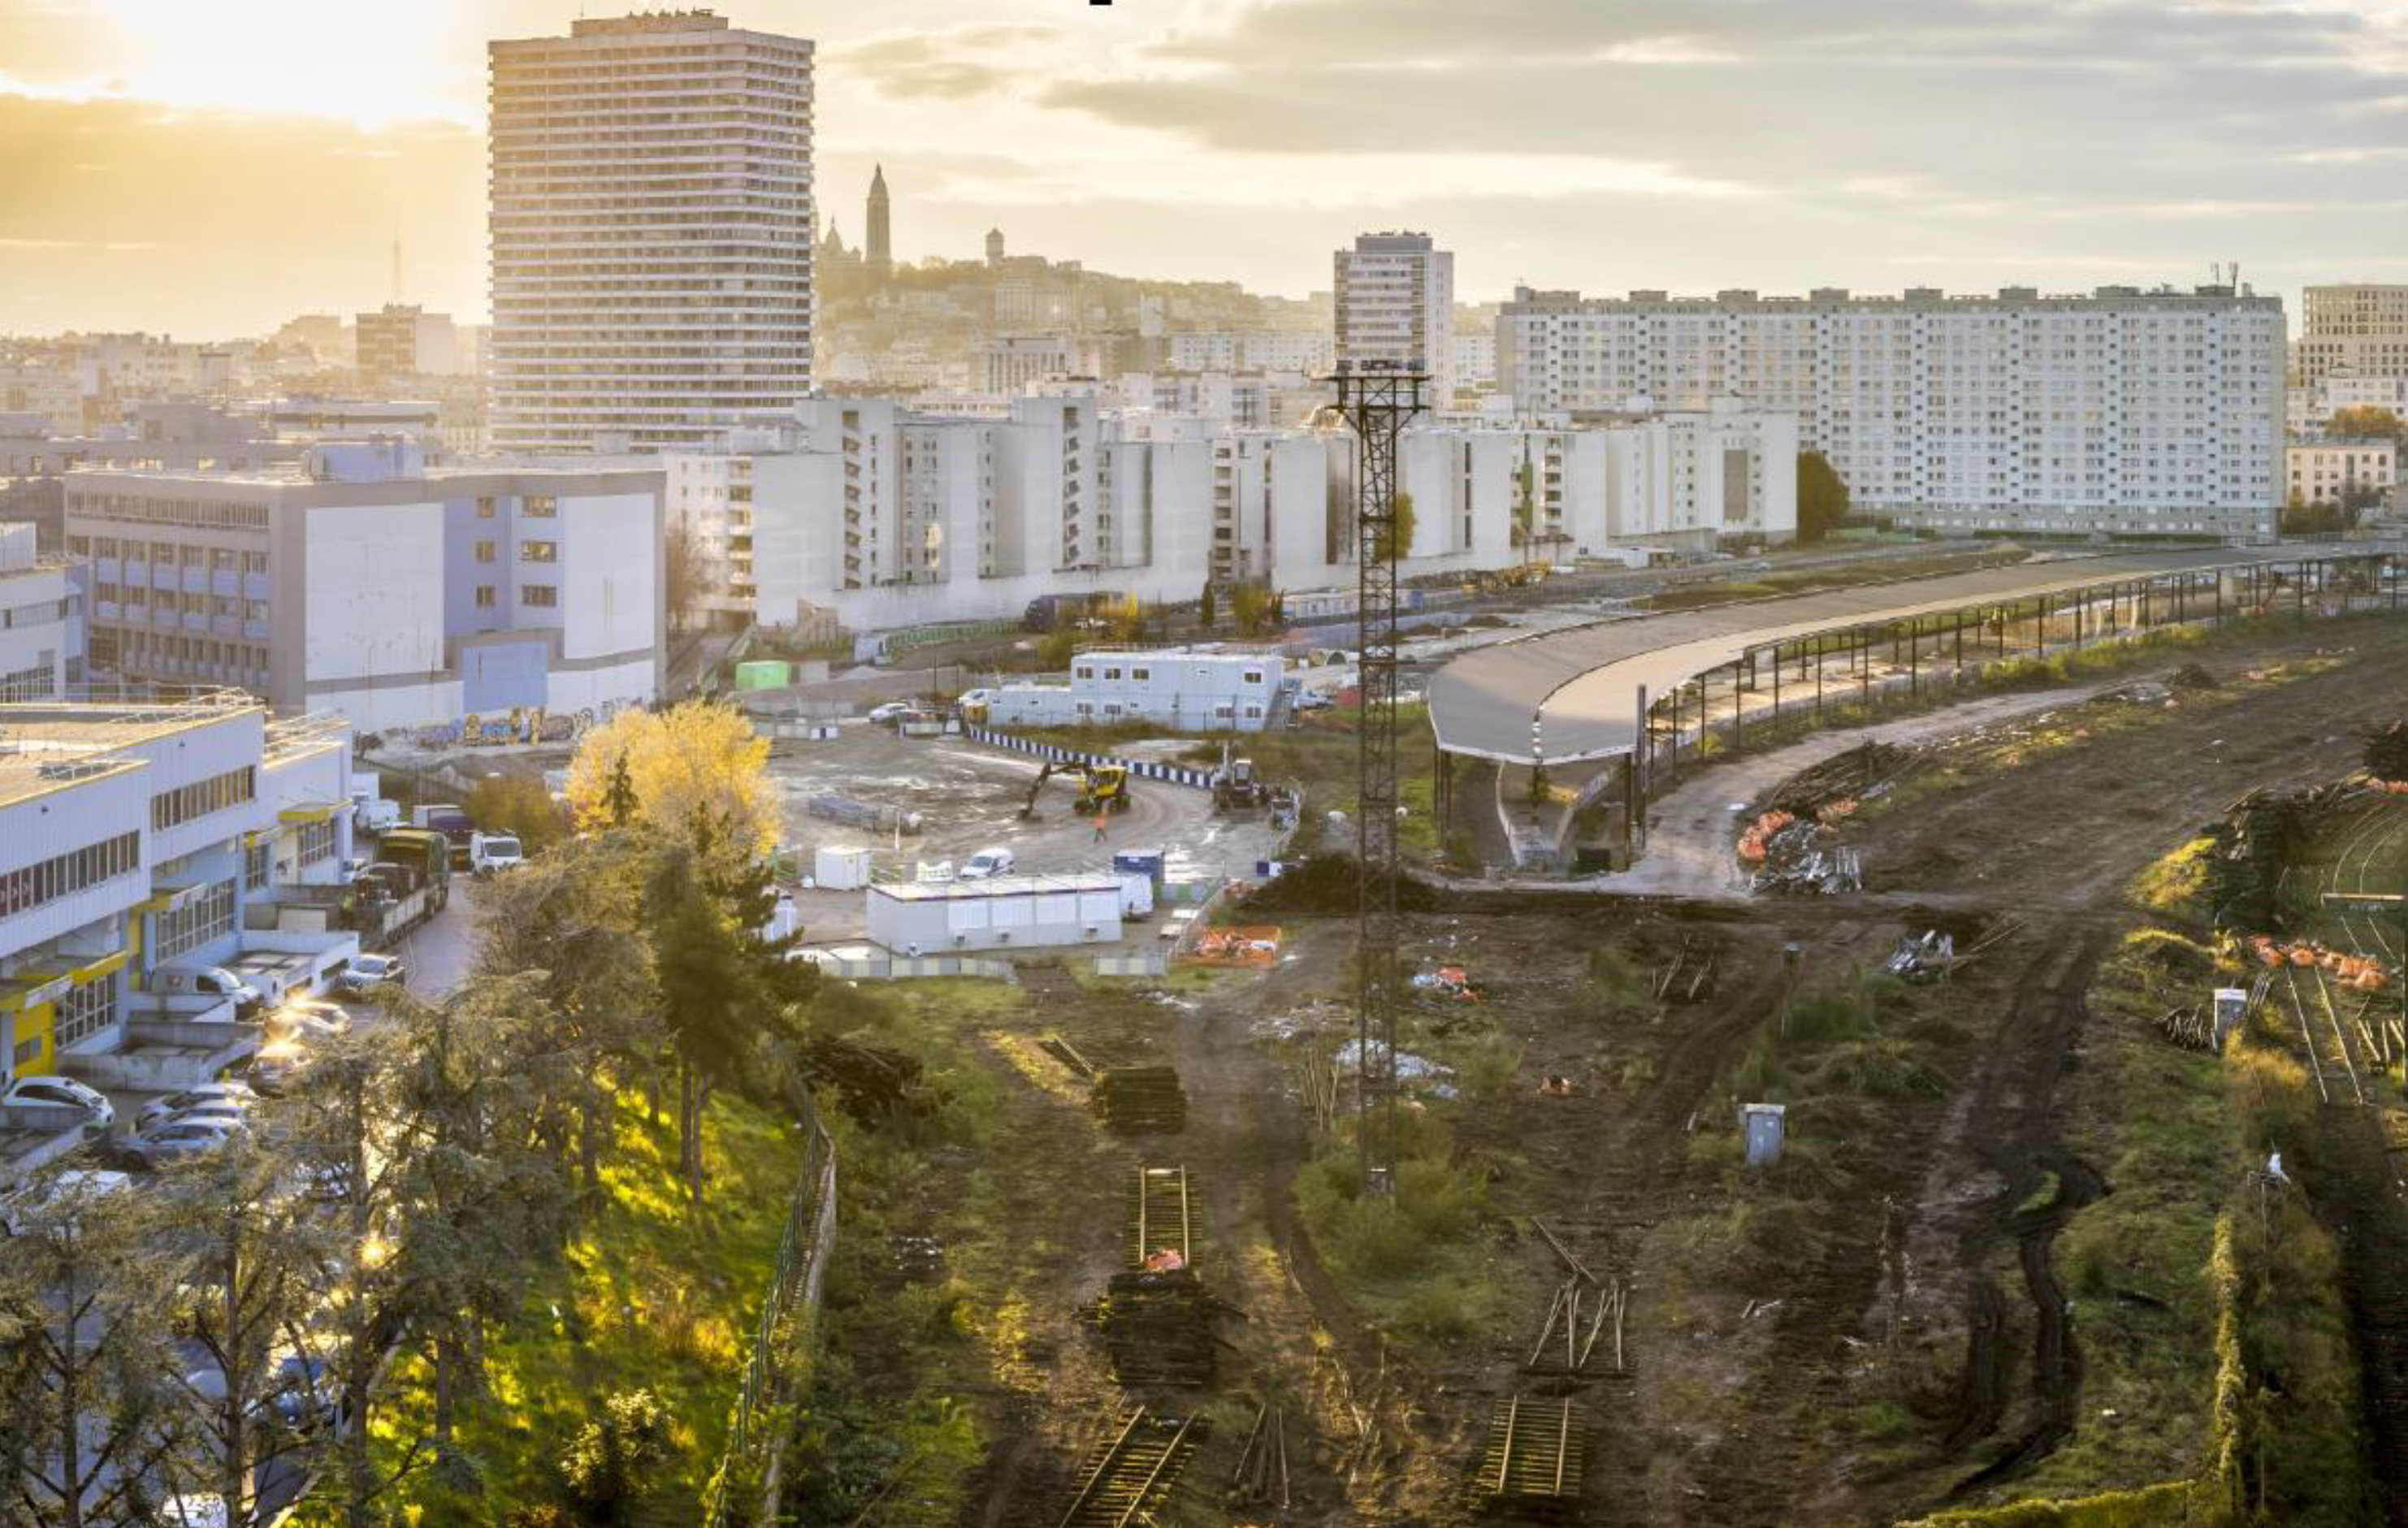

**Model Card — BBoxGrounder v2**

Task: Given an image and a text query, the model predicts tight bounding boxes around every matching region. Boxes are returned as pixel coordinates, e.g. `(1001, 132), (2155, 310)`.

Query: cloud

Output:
(836, 25), (1064, 99)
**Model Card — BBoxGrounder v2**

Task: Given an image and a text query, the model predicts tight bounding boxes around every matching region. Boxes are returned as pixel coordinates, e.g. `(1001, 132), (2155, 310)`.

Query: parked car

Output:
(153, 965), (263, 1019)
(136, 1083), (257, 1133)
(266, 1000), (351, 1043)
(0, 1074), (115, 1132)
(162, 1101), (250, 1133)
(336, 953), (406, 996)
(1293, 690), (1336, 712)
(960, 846), (1016, 880)
(244, 1037), (314, 1097)
(126, 1117), (243, 1167)
(153, 1495), (230, 1528)
(867, 701), (914, 725)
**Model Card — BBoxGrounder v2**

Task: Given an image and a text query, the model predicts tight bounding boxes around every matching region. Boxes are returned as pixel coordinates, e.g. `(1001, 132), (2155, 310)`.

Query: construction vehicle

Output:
(1020, 760), (1132, 820)
(1211, 742), (1270, 812)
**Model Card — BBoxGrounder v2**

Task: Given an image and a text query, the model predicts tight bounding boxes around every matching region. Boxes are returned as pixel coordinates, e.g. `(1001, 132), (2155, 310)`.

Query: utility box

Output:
(813, 846), (875, 891)
(2213, 987), (2250, 1050)
(1741, 1103), (1787, 1167)
(734, 660), (793, 691)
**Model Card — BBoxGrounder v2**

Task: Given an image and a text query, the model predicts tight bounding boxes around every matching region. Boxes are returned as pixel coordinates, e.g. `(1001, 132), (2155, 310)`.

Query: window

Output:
(521, 584), (557, 608)
(520, 540), (557, 564)
(154, 879), (236, 961)
(53, 977), (118, 1050)
(523, 496), (557, 518)
(1132, 668), (1150, 682)
(150, 766), (256, 832)
(474, 540), (497, 564)
(241, 552), (267, 575)
(243, 838), (270, 890)
(0, 832), (138, 920)
(474, 585), (497, 609)
(1244, 670), (1264, 685)
(475, 496), (496, 520)
(297, 820), (336, 865)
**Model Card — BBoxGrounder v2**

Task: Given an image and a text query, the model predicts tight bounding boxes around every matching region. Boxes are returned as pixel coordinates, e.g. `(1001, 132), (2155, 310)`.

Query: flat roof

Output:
(871, 874), (1124, 903)
(1430, 543), (2400, 767)
(0, 695), (264, 808)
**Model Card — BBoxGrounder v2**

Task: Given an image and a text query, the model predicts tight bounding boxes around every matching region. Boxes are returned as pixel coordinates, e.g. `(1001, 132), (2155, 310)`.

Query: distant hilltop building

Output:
(866, 164), (892, 280)
(487, 10), (816, 452)
(986, 228), (1006, 269)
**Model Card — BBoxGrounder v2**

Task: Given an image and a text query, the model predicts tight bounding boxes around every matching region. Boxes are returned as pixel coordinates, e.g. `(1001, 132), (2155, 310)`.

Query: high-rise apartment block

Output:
(2295, 285), (2408, 387)
(355, 305), (459, 385)
(1335, 233), (1454, 401)
(1498, 284), (2285, 539)
(487, 11), (814, 453)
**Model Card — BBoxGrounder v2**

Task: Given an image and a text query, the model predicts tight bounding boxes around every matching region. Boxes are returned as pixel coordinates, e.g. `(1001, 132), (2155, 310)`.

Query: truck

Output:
(349, 773), (399, 834)
(350, 829), (452, 947)
(410, 804), (474, 869)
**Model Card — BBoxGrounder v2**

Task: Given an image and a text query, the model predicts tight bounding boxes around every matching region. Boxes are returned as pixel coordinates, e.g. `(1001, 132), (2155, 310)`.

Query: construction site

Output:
(775, 375), (2408, 1526)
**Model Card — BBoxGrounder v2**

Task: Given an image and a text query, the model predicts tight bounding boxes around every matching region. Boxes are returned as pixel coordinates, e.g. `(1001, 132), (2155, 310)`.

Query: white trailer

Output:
(867, 874), (1126, 954)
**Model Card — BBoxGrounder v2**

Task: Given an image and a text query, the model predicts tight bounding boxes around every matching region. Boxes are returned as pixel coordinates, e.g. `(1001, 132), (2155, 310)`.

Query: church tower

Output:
(866, 165), (892, 279)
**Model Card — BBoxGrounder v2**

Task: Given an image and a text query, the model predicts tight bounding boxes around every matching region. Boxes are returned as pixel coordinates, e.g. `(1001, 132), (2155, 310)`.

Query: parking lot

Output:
(769, 719), (1288, 944)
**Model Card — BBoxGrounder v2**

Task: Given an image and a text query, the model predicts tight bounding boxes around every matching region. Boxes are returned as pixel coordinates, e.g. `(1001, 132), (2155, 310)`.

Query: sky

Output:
(4, 0), (2408, 336)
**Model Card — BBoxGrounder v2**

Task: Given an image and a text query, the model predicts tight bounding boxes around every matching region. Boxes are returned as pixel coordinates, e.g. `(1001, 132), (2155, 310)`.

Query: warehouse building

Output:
(985, 649), (1285, 733)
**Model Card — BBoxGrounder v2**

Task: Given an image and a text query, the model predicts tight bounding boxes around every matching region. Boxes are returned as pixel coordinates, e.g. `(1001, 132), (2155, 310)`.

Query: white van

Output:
(960, 847), (1016, 880)
(154, 965), (263, 1018)
(470, 832), (526, 876)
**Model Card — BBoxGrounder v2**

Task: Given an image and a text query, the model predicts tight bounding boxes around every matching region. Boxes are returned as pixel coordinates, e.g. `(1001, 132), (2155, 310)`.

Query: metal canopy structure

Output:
(1430, 544), (2403, 768)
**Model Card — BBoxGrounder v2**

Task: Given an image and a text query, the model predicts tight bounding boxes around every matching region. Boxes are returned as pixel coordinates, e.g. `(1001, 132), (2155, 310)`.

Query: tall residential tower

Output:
(487, 10), (815, 453)
(1334, 232), (1454, 403)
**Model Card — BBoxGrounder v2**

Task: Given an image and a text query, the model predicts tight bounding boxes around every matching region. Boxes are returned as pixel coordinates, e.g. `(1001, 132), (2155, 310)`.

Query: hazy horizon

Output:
(7, 0), (2408, 336)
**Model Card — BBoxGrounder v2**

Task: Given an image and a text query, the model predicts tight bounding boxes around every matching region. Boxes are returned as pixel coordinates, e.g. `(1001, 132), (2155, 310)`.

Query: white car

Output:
(958, 687), (996, 709)
(137, 1083), (257, 1133)
(162, 1101), (250, 1133)
(337, 953), (406, 995)
(960, 847), (1016, 880)
(868, 701), (914, 725)
(266, 1001), (350, 1044)
(1, 1074), (115, 1132)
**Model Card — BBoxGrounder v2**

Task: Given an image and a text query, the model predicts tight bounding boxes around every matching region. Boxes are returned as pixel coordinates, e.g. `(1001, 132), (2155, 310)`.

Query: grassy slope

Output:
(347, 1090), (805, 1526)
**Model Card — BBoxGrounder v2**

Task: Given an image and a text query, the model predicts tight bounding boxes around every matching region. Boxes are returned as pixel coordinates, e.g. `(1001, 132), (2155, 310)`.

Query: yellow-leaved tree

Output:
(562, 700), (780, 858)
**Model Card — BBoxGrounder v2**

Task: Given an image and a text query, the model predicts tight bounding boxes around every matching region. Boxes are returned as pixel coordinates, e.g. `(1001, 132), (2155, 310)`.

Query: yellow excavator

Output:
(1020, 760), (1132, 820)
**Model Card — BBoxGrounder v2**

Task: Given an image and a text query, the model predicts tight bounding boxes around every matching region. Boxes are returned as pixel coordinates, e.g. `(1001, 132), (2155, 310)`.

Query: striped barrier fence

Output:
(962, 725), (1215, 791)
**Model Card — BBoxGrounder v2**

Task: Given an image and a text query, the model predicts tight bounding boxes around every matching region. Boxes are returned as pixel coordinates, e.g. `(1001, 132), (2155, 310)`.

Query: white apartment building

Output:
(0, 525), (81, 699)
(0, 366), (80, 435)
(1453, 330), (1499, 392)
(1113, 371), (1329, 431)
(67, 443), (663, 732)
(2287, 372), (2408, 435)
(1498, 284), (2285, 539)
(687, 401), (1795, 634)
(0, 697), (358, 1167)
(2297, 285), (2408, 387)
(2286, 438), (2396, 505)
(1165, 332), (1336, 374)
(979, 335), (1107, 396)
(1335, 233), (1454, 402)
(67, 335), (234, 401)
(487, 11), (814, 452)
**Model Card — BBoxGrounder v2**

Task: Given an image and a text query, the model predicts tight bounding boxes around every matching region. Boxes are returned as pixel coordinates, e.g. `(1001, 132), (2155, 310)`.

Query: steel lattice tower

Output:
(1330, 361), (1427, 1193)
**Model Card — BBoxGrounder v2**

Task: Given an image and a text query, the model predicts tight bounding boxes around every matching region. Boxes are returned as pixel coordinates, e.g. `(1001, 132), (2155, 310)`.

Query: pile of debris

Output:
(1091, 1268), (1219, 1386)
(1410, 965), (1483, 1002)
(2242, 935), (2393, 991)
(1238, 853), (1440, 916)
(2169, 662), (2220, 691)
(1748, 814), (1863, 897)
(2207, 785), (2357, 932)
(2369, 721), (2408, 786)
(1884, 920), (2020, 983)
(1094, 1067), (1189, 1135)
(803, 791), (924, 835)
(1766, 739), (1912, 818)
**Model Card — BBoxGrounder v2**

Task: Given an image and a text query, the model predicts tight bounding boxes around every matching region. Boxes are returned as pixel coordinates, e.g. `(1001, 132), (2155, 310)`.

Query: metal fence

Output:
(962, 725), (1216, 790)
(1095, 950), (1171, 977)
(702, 1093), (839, 1528)
(807, 953), (1017, 980)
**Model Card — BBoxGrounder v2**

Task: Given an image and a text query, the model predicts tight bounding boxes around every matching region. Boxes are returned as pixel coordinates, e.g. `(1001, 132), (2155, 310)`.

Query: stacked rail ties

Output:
(1095, 1166), (1218, 1387)
(1056, 1409), (1198, 1528)
(1093, 1066), (1189, 1135)
(1478, 1394), (1588, 1517)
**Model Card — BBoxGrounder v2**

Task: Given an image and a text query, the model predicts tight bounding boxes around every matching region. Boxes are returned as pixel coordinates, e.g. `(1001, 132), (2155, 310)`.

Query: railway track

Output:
(2328, 798), (2408, 964)
(1478, 1394), (1587, 1510)
(1128, 1166), (1193, 1270)
(1057, 1408), (1198, 1528)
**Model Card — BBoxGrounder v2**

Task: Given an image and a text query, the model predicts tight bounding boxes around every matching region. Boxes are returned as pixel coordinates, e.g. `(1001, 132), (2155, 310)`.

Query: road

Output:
(396, 878), (479, 998)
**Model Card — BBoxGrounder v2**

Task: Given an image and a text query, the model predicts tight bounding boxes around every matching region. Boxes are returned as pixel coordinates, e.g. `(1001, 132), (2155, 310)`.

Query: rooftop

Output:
(871, 874), (1124, 903)
(0, 692), (264, 808)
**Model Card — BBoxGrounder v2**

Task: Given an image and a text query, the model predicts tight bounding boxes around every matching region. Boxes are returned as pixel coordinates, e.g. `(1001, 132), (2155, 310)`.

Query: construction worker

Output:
(1093, 811), (1109, 842)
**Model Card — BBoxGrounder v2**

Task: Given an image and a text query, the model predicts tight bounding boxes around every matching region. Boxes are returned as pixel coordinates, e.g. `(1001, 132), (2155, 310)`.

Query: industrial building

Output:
(866, 873), (1128, 954)
(67, 440), (663, 732)
(0, 694), (359, 1181)
(985, 649), (1286, 733)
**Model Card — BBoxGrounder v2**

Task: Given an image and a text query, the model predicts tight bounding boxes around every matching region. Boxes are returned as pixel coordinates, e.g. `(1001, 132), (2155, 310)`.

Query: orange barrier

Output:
(1189, 924), (1281, 968)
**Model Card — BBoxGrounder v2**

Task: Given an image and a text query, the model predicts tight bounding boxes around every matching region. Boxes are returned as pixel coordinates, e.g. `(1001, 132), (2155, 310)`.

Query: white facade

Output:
(487, 12), (814, 452)
(979, 335), (1104, 396)
(0, 699), (354, 1102)
(986, 649), (1285, 733)
(65, 446), (664, 732)
(1335, 233), (1455, 402)
(695, 403), (1799, 633)
(2286, 439), (2396, 504)
(0, 525), (80, 699)
(866, 874), (1125, 954)
(1165, 332), (1335, 374)
(355, 305), (461, 383)
(1499, 284), (2285, 539)
(2288, 372), (2408, 435)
